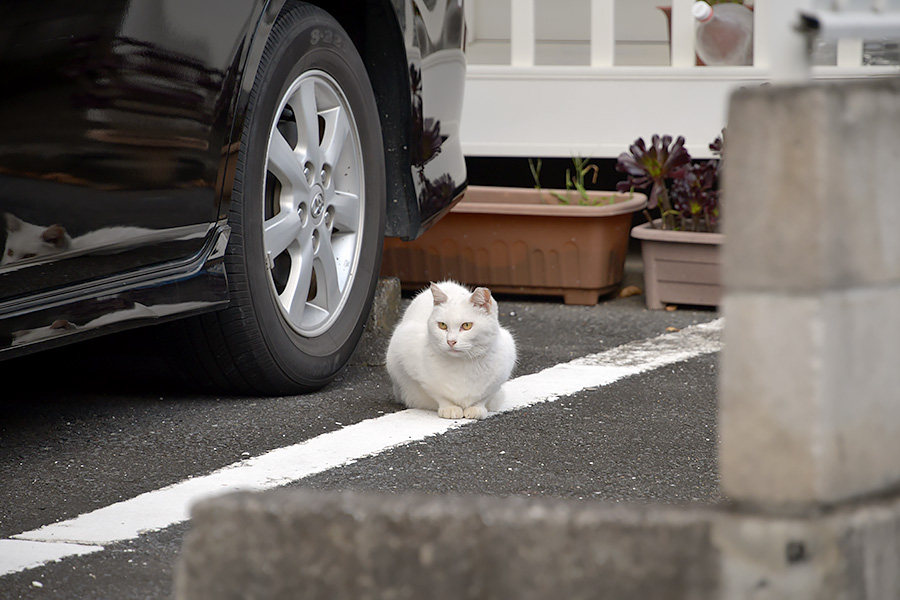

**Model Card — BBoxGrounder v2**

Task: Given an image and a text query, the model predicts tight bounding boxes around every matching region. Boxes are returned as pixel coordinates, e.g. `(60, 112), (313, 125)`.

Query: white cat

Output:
(2, 213), (72, 264)
(386, 281), (517, 419)
(2, 212), (208, 267)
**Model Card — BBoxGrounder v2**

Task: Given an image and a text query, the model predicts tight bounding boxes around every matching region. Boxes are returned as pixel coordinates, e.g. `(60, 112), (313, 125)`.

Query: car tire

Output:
(173, 1), (386, 395)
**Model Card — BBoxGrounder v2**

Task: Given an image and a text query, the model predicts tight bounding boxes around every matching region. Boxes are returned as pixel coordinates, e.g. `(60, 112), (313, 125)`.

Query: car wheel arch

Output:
(231, 0), (420, 241)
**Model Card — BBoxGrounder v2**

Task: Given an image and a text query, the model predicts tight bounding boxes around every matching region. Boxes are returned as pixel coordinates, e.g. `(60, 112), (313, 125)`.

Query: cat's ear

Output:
(42, 225), (70, 249)
(469, 287), (493, 312)
(4, 213), (22, 232)
(430, 283), (449, 306)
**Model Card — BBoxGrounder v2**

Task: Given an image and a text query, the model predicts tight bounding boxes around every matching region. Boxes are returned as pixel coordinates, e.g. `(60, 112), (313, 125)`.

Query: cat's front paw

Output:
(463, 406), (488, 420)
(437, 405), (464, 419)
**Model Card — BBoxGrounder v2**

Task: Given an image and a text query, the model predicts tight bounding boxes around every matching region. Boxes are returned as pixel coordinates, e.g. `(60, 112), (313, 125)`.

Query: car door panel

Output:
(0, 0), (258, 302)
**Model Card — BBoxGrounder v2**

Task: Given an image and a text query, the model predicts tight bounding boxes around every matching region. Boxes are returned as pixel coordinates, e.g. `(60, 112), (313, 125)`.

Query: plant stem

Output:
(528, 158), (544, 202)
(656, 185), (675, 230)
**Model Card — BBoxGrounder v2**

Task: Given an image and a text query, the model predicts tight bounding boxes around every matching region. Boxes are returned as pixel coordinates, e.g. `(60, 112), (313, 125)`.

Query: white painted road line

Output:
(501, 318), (723, 412)
(0, 540), (103, 576)
(1, 318), (723, 576)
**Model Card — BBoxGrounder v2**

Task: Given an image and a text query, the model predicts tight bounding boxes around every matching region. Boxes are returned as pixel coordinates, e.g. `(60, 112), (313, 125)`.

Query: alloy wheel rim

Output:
(262, 70), (365, 337)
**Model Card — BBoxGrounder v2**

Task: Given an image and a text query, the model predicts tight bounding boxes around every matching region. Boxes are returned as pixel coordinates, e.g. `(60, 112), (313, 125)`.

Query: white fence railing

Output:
(460, 0), (900, 158)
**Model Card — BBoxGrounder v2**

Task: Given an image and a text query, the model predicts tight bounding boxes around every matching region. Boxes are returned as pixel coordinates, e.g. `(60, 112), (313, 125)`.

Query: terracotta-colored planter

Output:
(381, 185), (647, 305)
(631, 220), (723, 309)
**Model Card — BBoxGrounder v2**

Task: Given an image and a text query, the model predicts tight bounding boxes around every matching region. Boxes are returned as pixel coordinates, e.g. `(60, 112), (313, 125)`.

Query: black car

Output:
(0, 0), (467, 394)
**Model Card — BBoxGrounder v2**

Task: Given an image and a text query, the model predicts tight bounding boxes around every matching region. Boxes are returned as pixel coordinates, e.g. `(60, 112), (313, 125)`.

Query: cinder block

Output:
(724, 78), (900, 293)
(714, 501), (900, 600)
(175, 489), (900, 600)
(176, 490), (718, 600)
(714, 514), (842, 600)
(720, 287), (900, 506)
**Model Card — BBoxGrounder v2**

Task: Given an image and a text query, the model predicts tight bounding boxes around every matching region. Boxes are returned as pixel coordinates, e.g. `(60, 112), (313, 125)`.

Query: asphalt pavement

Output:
(0, 253), (723, 599)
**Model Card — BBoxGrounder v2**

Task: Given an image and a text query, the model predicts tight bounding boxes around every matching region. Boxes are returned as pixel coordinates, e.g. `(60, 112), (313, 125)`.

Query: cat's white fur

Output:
(2, 212), (207, 267)
(386, 280), (516, 419)
(2, 213), (72, 264)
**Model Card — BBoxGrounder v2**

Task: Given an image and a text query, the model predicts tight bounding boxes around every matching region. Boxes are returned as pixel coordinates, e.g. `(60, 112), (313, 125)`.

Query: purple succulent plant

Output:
(616, 132), (722, 232)
(669, 161), (719, 232)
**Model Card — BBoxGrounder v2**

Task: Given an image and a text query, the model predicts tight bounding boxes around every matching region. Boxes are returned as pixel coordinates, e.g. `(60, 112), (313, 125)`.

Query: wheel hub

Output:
(311, 190), (325, 220)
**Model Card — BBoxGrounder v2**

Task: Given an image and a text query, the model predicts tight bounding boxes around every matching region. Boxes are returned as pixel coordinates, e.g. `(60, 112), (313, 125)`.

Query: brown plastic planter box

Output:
(381, 185), (647, 305)
(631, 220), (723, 309)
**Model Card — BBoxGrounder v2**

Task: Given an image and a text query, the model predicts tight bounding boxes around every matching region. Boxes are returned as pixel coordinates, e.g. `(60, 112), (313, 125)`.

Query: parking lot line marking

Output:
(500, 318), (723, 413)
(0, 540), (102, 576)
(1, 318), (722, 576)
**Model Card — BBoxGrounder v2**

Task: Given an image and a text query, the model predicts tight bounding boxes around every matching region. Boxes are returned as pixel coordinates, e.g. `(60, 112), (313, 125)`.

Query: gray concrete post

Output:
(720, 78), (900, 507)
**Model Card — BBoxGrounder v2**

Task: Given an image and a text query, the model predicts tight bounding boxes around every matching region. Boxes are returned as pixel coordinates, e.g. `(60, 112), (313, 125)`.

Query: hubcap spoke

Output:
(329, 191), (360, 232)
(264, 209), (304, 259)
(290, 79), (323, 170)
(320, 106), (351, 173)
(267, 128), (308, 197)
(283, 238), (315, 325)
(315, 231), (344, 312)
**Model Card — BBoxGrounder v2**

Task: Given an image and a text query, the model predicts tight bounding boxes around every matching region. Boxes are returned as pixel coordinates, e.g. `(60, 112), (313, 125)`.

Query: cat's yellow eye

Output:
(461, 322), (473, 331)
(437, 322), (448, 330)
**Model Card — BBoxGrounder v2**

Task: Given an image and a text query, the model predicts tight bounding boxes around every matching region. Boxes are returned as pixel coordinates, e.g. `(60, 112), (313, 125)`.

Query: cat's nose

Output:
(447, 339), (457, 347)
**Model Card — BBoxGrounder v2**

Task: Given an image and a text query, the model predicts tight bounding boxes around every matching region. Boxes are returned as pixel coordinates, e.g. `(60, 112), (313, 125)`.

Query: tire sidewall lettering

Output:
(310, 28), (342, 48)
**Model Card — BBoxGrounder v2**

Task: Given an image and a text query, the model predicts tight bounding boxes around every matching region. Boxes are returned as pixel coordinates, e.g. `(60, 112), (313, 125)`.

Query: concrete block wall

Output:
(177, 491), (719, 600)
(177, 488), (900, 600)
(720, 78), (900, 507)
